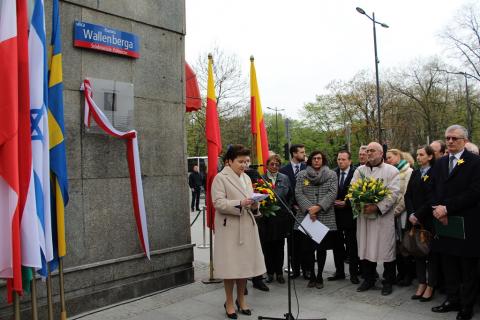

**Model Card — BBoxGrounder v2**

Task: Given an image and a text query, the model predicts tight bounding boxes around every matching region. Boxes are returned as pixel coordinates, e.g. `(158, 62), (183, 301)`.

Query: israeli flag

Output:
(29, 0), (53, 277)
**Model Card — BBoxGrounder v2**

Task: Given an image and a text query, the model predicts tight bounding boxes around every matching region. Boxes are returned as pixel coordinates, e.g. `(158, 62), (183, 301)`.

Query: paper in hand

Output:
(300, 215), (329, 244)
(251, 193), (269, 202)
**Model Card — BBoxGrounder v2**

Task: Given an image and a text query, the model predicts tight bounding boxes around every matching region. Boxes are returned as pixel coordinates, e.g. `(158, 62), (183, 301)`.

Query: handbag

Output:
(400, 225), (431, 257)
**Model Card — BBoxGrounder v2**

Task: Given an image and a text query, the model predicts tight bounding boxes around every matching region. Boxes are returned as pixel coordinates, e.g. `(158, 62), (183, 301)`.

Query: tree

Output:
(442, 3), (480, 82)
(186, 47), (250, 156)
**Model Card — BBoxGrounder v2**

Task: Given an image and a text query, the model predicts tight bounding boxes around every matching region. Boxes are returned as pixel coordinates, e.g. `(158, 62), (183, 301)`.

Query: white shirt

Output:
(290, 161), (301, 174)
(449, 149), (465, 169)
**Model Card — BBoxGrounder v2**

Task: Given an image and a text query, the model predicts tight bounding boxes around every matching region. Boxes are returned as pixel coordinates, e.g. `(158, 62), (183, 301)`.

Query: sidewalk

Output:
(71, 202), (478, 320)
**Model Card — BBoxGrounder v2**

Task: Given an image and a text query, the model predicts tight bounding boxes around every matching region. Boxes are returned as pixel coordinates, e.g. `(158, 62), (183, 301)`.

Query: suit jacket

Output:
(404, 168), (433, 231)
(280, 162), (306, 191)
(430, 150), (480, 257)
(334, 166), (356, 229)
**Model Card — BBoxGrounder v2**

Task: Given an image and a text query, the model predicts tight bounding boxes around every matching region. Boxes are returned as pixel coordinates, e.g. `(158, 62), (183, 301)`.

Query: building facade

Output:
(0, 0), (192, 318)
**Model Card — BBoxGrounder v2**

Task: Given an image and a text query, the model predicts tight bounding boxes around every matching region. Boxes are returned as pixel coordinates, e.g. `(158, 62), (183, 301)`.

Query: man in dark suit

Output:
(188, 165), (203, 211)
(279, 144), (307, 278)
(430, 125), (480, 320)
(330, 150), (359, 284)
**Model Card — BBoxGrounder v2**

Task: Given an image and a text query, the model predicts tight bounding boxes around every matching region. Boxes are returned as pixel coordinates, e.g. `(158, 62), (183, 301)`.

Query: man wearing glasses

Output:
(430, 125), (480, 320)
(352, 142), (400, 296)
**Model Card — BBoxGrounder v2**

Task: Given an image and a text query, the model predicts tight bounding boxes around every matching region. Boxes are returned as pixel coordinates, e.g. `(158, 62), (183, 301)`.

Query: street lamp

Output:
(356, 7), (389, 144)
(267, 106), (285, 154)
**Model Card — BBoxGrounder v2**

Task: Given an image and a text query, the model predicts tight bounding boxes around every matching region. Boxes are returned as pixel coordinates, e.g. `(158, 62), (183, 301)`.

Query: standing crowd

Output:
(209, 124), (480, 320)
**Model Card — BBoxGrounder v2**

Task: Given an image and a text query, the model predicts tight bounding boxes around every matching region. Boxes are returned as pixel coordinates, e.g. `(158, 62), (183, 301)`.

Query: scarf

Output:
(305, 165), (330, 186)
(395, 159), (409, 171)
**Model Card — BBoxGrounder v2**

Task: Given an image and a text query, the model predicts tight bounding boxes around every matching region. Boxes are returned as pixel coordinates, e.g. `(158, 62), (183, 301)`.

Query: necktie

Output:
(448, 155), (455, 174)
(339, 171), (345, 190)
(294, 165), (300, 176)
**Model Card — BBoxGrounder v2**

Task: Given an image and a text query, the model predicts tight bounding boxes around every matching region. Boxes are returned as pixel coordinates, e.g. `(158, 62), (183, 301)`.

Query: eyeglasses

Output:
(366, 149), (378, 153)
(445, 136), (464, 142)
(268, 163), (280, 167)
(311, 156), (322, 161)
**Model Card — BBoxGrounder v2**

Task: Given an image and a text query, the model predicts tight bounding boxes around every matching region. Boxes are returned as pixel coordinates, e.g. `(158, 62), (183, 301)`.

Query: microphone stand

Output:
(258, 181), (326, 320)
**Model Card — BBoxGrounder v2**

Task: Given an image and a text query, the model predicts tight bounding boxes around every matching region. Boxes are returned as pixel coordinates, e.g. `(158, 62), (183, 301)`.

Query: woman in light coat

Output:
(386, 148), (414, 286)
(212, 145), (266, 319)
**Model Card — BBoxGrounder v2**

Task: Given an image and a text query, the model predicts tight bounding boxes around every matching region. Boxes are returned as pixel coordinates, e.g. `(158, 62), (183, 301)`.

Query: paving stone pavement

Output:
(71, 200), (480, 320)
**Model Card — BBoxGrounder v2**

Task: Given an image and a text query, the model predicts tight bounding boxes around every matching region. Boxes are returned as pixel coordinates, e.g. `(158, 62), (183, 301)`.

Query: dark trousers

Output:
(190, 187), (201, 210)
(441, 254), (479, 308)
(304, 231), (338, 280)
(290, 230), (306, 274)
(332, 227), (359, 276)
(415, 251), (437, 286)
(396, 246), (415, 281)
(362, 259), (396, 284)
(264, 239), (285, 275)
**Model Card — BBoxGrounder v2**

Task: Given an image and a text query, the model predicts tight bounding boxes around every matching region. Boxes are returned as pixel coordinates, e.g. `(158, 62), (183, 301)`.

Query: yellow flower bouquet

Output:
(253, 178), (281, 217)
(345, 174), (391, 219)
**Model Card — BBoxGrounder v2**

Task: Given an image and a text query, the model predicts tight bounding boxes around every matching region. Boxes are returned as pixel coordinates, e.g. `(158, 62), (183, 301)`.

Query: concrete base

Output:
(0, 246), (194, 320)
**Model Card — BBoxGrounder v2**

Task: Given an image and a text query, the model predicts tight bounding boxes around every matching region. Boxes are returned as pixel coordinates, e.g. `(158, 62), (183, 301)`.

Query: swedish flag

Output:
(48, 0), (68, 268)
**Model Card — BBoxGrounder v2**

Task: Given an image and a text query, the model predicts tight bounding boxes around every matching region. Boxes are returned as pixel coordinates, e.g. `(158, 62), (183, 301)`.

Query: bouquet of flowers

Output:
(252, 178), (281, 217)
(345, 173), (391, 219)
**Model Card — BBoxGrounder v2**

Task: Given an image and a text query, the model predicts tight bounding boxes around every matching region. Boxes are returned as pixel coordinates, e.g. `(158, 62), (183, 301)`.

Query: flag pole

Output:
(201, 227), (221, 284)
(31, 269), (38, 320)
(14, 292), (20, 320)
(59, 258), (67, 320)
(46, 267), (54, 320)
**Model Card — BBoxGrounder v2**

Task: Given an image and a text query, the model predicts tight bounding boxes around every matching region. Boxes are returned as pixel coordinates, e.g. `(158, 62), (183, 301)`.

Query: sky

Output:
(185, 0), (471, 119)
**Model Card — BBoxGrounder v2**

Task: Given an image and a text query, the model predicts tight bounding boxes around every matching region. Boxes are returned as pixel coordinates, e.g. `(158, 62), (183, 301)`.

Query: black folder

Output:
(434, 216), (465, 240)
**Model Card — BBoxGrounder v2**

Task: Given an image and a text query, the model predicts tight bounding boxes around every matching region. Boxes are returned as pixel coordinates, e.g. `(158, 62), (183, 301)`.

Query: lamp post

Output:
(267, 106), (285, 154)
(356, 7), (389, 144)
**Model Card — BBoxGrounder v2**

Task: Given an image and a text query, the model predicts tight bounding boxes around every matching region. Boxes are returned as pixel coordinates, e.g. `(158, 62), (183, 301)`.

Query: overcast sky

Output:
(185, 0), (470, 119)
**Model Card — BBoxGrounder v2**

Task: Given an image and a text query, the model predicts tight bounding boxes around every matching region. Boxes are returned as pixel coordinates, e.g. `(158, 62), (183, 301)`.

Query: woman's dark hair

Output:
(223, 144), (250, 162)
(419, 145), (436, 167)
(306, 150), (328, 167)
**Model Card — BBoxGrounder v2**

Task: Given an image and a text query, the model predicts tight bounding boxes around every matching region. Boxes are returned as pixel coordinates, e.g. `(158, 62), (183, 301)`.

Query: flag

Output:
(0, 0), (22, 295)
(17, 0), (41, 293)
(205, 55), (222, 229)
(250, 56), (269, 174)
(29, 0), (53, 277)
(48, 0), (69, 272)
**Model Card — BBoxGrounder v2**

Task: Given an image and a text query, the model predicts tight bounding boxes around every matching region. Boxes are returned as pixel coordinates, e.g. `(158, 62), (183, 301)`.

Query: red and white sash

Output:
(81, 79), (150, 259)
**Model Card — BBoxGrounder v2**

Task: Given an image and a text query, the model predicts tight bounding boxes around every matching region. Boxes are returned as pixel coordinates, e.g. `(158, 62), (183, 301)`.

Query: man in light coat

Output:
(352, 142), (400, 296)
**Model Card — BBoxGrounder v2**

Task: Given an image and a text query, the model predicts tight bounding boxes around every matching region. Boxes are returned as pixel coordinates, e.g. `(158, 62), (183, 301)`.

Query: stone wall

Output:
(0, 0), (192, 318)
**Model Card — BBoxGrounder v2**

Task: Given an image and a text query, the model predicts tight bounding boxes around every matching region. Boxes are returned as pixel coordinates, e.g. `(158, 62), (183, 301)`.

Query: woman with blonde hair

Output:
(385, 148), (414, 286)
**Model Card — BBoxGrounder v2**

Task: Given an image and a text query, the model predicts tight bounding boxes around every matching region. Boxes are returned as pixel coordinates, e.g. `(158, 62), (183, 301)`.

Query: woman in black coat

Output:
(259, 154), (293, 284)
(405, 145), (435, 302)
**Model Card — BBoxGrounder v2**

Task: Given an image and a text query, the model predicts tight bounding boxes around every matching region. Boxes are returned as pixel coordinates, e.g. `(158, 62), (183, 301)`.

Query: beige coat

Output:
(353, 163), (400, 263)
(211, 166), (266, 279)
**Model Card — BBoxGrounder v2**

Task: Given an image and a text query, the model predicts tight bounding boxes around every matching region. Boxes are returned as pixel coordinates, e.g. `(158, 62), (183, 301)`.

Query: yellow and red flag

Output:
(250, 56), (269, 174)
(205, 54), (222, 229)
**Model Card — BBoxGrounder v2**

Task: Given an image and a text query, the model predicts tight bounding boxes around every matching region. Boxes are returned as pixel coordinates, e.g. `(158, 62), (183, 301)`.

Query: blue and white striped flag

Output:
(28, 0), (53, 277)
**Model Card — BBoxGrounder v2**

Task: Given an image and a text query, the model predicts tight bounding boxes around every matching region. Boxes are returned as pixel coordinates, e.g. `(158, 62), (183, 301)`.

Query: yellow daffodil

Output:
(304, 179), (310, 186)
(457, 159), (465, 165)
(422, 175), (429, 182)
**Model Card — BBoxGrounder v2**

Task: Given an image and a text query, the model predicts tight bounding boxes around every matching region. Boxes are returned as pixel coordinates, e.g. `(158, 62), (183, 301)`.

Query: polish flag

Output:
(0, 0), (22, 294)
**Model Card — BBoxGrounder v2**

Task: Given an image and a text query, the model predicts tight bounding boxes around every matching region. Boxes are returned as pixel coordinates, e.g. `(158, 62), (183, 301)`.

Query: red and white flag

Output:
(0, 0), (22, 294)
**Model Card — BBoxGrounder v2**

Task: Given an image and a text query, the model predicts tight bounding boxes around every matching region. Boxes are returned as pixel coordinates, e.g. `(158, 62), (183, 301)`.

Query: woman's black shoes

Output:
(224, 303), (238, 319)
(235, 300), (252, 316)
(420, 288), (435, 302)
